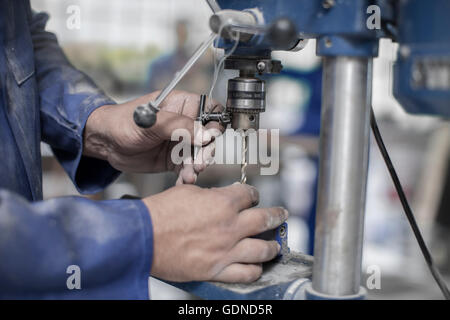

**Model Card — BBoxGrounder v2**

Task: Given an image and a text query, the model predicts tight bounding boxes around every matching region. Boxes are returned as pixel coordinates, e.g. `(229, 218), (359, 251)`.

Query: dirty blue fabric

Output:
(0, 0), (153, 299)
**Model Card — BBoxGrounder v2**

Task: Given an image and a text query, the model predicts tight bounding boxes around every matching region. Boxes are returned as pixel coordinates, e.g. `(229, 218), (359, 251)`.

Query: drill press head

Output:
(227, 76), (265, 130)
(224, 56), (282, 131)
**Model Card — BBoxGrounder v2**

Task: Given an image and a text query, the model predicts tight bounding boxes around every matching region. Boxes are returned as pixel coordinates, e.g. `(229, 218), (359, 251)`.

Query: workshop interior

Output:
(33, 0), (449, 300)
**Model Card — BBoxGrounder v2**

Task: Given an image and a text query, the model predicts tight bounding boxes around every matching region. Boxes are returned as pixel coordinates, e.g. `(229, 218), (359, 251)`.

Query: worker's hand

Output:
(84, 90), (224, 184)
(143, 183), (288, 283)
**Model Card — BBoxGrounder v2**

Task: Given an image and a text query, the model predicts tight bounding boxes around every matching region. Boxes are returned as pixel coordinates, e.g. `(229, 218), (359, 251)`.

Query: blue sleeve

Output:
(29, 9), (120, 194)
(0, 189), (153, 299)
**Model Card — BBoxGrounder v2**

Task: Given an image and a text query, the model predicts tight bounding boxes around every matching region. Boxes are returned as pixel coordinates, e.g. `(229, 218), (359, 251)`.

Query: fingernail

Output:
(250, 187), (259, 205)
(276, 243), (281, 252)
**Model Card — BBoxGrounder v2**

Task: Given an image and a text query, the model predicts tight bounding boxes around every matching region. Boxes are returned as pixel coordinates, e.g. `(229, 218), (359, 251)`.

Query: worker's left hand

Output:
(83, 90), (224, 184)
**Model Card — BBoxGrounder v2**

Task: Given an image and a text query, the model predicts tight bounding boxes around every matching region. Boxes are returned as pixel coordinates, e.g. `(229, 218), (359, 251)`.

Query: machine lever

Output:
(133, 33), (217, 128)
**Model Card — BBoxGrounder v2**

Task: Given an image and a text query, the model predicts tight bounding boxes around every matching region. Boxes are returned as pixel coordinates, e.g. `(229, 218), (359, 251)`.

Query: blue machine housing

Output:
(217, 0), (450, 117)
(394, 0), (450, 118)
(216, 0), (386, 56)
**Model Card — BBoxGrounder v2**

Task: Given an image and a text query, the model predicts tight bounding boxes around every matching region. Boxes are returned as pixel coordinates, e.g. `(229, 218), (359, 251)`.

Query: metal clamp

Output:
(196, 94), (231, 126)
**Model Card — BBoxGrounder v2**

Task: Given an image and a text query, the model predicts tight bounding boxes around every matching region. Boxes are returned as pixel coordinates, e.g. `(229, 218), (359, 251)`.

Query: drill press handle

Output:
(133, 33), (217, 128)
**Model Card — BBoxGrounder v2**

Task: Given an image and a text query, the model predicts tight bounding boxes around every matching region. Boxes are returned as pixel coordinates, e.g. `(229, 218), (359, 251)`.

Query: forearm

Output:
(0, 189), (152, 299)
(83, 104), (116, 161)
(29, 9), (121, 193)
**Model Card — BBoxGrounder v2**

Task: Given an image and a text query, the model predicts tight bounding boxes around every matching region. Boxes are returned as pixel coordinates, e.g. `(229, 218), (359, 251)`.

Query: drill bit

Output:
(240, 131), (248, 184)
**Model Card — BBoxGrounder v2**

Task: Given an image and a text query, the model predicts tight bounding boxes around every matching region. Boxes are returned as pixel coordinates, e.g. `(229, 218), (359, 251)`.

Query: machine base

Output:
(163, 251), (313, 300)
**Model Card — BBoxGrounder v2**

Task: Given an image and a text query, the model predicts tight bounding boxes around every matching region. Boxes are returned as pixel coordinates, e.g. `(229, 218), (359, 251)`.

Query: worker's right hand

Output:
(142, 183), (288, 283)
(84, 90), (224, 185)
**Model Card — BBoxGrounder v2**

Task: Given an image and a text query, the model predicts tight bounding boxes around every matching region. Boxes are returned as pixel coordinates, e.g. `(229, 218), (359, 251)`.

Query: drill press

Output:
(224, 56), (281, 183)
(133, 3), (306, 299)
(137, 0), (450, 300)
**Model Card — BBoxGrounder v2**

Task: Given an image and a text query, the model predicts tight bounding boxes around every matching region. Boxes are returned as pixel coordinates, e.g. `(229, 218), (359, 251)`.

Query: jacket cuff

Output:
(134, 199), (153, 298)
(50, 94), (120, 194)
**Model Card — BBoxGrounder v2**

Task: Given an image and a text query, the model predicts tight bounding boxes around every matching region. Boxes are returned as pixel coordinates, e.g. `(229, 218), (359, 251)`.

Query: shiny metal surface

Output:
(227, 77), (265, 130)
(205, 0), (221, 13)
(231, 112), (259, 130)
(133, 33), (217, 127)
(312, 56), (372, 296)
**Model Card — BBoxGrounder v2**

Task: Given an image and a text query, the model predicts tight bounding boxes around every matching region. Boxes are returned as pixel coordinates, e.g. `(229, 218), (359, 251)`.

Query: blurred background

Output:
(32, 0), (450, 299)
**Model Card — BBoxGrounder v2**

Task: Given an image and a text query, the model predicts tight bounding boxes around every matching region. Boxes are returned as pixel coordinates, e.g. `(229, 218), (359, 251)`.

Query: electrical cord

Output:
(370, 107), (450, 300)
(207, 25), (240, 112)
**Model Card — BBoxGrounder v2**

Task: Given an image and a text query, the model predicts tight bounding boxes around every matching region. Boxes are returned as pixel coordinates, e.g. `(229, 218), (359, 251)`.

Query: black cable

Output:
(370, 107), (450, 300)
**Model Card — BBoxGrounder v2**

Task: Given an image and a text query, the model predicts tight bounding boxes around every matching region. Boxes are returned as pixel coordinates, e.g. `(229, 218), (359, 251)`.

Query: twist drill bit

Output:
(240, 131), (248, 184)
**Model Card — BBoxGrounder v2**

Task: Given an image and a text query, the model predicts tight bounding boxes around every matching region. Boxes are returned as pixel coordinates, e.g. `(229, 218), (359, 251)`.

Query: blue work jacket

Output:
(0, 0), (153, 299)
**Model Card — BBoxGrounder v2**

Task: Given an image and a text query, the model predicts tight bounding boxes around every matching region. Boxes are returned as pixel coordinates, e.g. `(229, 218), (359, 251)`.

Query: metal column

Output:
(311, 56), (372, 297)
